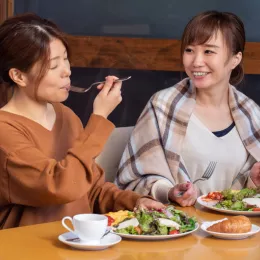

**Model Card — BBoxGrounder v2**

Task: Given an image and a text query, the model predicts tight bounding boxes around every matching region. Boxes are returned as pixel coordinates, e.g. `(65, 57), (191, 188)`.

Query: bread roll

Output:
(207, 216), (251, 233)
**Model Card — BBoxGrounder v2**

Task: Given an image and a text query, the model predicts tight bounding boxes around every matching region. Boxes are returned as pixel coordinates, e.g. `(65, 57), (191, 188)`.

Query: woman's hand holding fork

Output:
(168, 182), (199, 207)
(93, 75), (122, 119)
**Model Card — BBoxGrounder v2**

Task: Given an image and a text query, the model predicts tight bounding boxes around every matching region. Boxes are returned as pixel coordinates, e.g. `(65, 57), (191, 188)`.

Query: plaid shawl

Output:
(115, 78), (260, 195)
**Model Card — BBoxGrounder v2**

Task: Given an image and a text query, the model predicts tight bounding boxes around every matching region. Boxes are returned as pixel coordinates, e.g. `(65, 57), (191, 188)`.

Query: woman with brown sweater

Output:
(0, 13), (164, 229)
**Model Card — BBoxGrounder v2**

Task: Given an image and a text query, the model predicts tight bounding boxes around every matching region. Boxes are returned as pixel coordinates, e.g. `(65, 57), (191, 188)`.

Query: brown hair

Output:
(0, 13), (70, 107)
(181, 11), (245, 85)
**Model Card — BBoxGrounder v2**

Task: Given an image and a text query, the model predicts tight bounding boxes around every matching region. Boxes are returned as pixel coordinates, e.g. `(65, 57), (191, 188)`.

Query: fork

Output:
(70, 76), (131, 93)
(175, 161), (217, 197)
(66, 229), (110, 242)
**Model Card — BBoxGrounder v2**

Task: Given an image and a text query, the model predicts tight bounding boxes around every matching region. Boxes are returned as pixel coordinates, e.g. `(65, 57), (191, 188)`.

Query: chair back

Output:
(96, 126), (134, 182)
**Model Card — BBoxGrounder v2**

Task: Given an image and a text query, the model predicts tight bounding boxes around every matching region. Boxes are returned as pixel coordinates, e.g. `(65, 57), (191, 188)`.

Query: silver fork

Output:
(175, 161), (217, 197)
(70, 76), (131, 93)
(66, 229), (110, 242)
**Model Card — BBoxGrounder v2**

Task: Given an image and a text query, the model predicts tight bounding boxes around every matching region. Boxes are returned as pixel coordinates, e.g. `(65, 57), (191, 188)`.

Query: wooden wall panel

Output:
(0, 0), (13, 24)
(0, 0), (7, 24)
(66, 35), (260, 74)
(7, 0), (13, 17)
(65, 35), (182, 71)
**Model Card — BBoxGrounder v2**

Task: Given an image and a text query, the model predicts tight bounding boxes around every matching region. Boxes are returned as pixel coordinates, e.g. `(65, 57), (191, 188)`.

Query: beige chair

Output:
(96, 126), (134, 182)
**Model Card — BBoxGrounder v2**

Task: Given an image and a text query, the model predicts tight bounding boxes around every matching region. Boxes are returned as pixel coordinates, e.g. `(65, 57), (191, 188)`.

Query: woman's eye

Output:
(205, 50), (214, 54)
(50, 65), (58, 70)
(184, 48), (193, 53)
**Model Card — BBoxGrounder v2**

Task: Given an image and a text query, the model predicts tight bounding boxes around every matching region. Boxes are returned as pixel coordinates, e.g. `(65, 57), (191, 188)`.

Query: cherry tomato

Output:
(169, 230), (179, 235)
(157, 208), (164, 212)
(205, 192), (223, 200)
(106, 215), (115, 226)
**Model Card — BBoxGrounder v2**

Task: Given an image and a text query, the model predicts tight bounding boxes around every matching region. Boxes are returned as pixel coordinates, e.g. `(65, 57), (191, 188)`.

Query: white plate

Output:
(197, 195), (260, 216)
(201, 220), (260, 240)
(58, 232), (121, 250)
(111, 223), (199, 240)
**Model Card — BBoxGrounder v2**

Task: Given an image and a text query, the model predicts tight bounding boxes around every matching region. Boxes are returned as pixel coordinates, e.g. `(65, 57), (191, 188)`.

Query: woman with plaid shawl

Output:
(116, 11), (260, 207)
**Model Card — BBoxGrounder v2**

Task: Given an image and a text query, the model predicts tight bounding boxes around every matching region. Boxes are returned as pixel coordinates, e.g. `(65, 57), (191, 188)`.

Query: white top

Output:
(152, 113), (249, 203)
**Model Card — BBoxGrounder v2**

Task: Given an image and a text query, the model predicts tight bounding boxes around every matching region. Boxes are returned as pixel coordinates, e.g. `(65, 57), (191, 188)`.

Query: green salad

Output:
(214, 188), (260, 211)
(114, 206), (197, 235)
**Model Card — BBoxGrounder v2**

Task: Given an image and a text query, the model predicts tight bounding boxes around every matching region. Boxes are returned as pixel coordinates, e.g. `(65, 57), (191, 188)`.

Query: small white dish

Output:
(201, 219), (260, 240)
(58, 232), (121, 250)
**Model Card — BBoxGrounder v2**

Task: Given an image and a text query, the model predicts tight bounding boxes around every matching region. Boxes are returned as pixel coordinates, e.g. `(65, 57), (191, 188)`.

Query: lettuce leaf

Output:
(179, 217), (196, 233)
(116, 225), (138, 235)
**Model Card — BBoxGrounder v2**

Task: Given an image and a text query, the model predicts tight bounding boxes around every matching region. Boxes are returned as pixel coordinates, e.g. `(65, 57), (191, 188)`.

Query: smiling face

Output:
(28, 38), (71, 103)
(182, 30), (241, 90)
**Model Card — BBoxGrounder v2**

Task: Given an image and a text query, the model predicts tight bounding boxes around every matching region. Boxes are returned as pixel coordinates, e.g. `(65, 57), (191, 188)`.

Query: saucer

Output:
(201, 219), (260, 240)
(58, 232), (121, 250)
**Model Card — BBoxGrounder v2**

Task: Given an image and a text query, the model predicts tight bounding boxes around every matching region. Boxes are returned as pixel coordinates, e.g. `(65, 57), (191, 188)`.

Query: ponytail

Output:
(230, 63), (244, 86)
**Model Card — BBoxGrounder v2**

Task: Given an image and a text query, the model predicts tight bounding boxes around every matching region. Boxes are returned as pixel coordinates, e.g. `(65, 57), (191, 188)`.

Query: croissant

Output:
(207, 216), (251, 233)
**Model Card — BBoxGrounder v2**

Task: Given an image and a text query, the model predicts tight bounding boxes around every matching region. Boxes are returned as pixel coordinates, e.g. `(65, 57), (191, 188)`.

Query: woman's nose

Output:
(62, 63), (71, 78)
(192, 53), (204, 67)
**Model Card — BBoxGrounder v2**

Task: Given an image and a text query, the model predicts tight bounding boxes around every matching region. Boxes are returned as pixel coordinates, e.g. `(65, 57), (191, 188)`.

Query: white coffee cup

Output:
(62, 214), (108, 244)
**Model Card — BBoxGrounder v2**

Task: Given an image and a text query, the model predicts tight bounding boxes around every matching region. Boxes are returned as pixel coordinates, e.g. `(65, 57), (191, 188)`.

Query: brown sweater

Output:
(0, 103), (140, 229)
